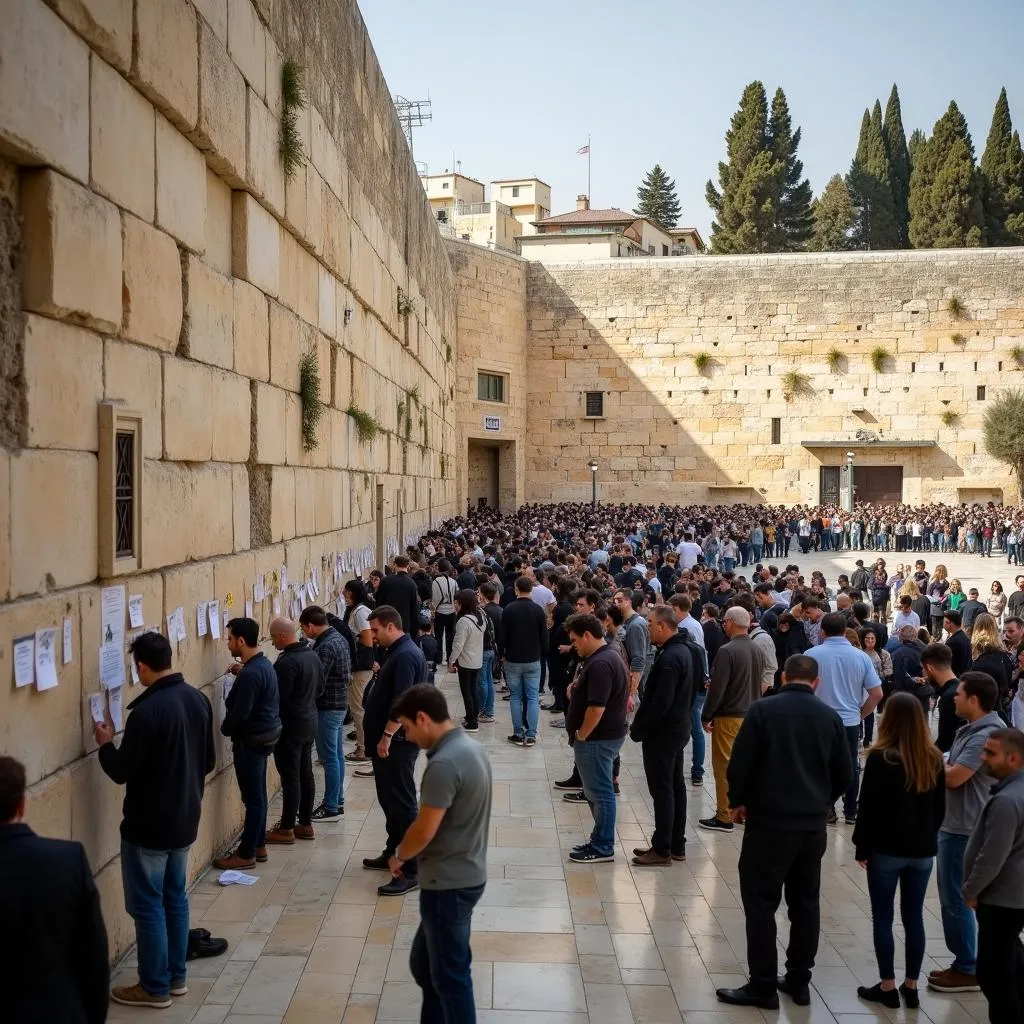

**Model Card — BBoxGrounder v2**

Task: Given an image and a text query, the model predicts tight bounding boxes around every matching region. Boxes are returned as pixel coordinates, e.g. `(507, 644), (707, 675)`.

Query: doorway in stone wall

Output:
(467, 441), (499, 508)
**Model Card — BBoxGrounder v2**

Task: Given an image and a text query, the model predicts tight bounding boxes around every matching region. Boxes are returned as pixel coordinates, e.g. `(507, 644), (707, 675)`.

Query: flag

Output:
(576, 144), (590, 155)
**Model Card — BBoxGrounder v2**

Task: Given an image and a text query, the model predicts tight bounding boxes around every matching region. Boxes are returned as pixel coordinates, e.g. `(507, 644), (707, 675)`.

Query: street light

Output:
(587, 460), (598, 511)
(846, 451), (855, 513)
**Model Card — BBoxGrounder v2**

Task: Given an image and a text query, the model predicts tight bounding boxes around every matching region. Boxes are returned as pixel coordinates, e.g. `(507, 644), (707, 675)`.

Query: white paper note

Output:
(101, 585), (126, 646)
(63, 618), (73, 664)
(245, 600), (253, 619)
(298, 585), (307, 609)
(208, 600), (221, 639)
(273, 594), (282, 615)
(223, 673), (234, 702)
(14, 635), (35, 687)
(89, 692), (106, 725)
(34, 628), (59, 691)
(217, 869), (259, 886)
(130, 656), (140, 686)
(197, 601), (209, 638)
(173, 607), (187, 643)
(254, 576), (266, 603)
(222, 607), (229, 632)
(99, 641), (125, 689)
(108, 686), (124, 731)
(128, 594), (144, 629)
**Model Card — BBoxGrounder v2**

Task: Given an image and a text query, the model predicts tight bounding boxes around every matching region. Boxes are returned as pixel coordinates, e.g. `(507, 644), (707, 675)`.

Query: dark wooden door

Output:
(854, 466), (903, 504)
(819, 466), (840, 506)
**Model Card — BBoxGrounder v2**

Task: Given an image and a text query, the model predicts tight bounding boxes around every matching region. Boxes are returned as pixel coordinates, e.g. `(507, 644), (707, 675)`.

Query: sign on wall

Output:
(484, 415), (500, 431)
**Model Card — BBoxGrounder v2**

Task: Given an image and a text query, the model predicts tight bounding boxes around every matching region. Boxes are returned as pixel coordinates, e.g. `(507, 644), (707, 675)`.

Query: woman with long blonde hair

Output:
(969, 612), (1014, 703)
(853, 693), (945, 1010)
(927, 565), (950, 638)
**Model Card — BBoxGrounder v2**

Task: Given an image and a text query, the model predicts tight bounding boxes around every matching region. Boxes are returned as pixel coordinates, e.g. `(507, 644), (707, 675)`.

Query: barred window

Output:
(115, 430), (135, 557)
(99, 404), (143, 576)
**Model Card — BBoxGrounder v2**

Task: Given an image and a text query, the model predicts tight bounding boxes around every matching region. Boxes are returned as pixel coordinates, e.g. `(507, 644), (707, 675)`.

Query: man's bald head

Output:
(269, 616), (297, 650)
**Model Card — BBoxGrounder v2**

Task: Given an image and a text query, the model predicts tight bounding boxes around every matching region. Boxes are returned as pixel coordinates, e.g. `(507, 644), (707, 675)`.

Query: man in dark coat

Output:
(374, 555), (421, 633)
(0, 756), (109, 1024)
(630, 606), (695, 865)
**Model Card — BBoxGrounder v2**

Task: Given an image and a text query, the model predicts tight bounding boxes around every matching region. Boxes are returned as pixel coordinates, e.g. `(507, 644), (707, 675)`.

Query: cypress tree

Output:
(767, 87), (813, 250)
(908, 128), (927, 170)
(633, 164), (682, 228)
(980, 88), (1024, 245)
(847, 102), (898, 249)
(909, 101), (985, 248)
(706, 81), (784, 253)
(882, 84), (911, 247)
(808, 174), (856, 251)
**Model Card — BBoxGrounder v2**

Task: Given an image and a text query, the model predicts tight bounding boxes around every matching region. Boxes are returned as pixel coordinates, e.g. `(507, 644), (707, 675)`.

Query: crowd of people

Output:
(5, 498), (1024, 1024)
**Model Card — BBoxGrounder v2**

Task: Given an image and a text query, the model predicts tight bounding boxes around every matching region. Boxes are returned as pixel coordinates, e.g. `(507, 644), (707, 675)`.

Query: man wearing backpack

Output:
(630, 607), (696, 865)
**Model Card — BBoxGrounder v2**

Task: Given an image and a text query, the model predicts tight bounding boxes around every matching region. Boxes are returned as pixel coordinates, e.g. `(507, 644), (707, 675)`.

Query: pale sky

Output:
(360, 0), (1024, 240)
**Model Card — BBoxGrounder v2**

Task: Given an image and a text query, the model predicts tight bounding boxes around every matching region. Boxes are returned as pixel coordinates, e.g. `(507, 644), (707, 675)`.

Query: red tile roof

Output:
(536, 208), (636, 226)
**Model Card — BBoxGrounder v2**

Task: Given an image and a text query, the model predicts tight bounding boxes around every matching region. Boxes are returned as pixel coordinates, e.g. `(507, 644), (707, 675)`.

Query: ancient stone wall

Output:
(525, 249), (1024, 505)
(0, 0), (456, 957)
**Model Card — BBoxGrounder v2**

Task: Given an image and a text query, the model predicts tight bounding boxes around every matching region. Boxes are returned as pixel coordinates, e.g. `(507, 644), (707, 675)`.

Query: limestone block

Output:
(0, 591), (84, 784)
(205, 170), (233, 275)
(0, 451), (8, 602)
(232, 191), (279, 297)
(185, 256), (233, 369)
(196, 22), (246, 184)
(10, 451), (97, 597)
(233, 279), (270, 381)
(193, 0), (228, 42)
(103, 339), (163, 459)
(227, 0), (266, 96)
(163, 356), (213, 461)
(309, 105), (344, 200)
(232, 465), (251, 551)
(319, 267), (337, 339)
(1, 0), (89, 181)
(284, 146), (308, 239)
(24, 315), (103, 451)
(24, 767), (72, 840)
(122, 214), (183, 351)
(191, 463), (235, 559)
(321, 185), (351, 283)
(134, 0), (198, 130)
(246, 88), (285, 216)
(269, 301), (307, 392)
(271, 466), (296, 541)
(294, 467), (315, 536)
(21, 169), (121, 332)
(156, 114), (207, 253)
(304, 164), (324, 255)
(333, 348), (352, 411)
(254, 382), (287, 464)
(211, 368), (252, 462)
(90, 55), (155, 221)
(265, 35), (283, 117)
(161, 560), (219, 685)
(51, 0), (133, 71)
(71, 754), (124, 870)
(279, 232), (319, 326)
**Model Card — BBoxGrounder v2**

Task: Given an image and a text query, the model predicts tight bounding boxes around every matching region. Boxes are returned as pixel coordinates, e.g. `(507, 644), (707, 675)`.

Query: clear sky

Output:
(361, 0), (1024, 240)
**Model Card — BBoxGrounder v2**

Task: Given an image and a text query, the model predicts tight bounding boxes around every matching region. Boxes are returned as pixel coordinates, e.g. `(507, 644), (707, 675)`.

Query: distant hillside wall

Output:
(525, 249), (1024, 505)
(0, 0), (456, 957)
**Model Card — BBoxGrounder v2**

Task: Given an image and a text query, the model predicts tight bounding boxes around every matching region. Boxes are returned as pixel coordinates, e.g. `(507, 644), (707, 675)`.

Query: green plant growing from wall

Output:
(298, 348), (323, 451)
(947, 295), (967, 320)
(407, 384), (420, 406)
(869, 346), (891, 372)
(940, 408), (960, 426)
(397, 290), (416, 318)
(781, 369), (812, 401)
(396, 397), (406, 432)
(1012, 345), (1024, 368)
(439, 454), (448, 478)
(346, 405), (380, 444)
(826, 347), (845, 371)
(693, 352), (712, 373)
(444, 339), (452, 363)
(951, 332), (967, 345)
(280, 59), (306, 181)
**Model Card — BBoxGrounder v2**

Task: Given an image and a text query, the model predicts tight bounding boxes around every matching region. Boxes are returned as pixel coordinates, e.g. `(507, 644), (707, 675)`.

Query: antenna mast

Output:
(394, 95), (432, 159)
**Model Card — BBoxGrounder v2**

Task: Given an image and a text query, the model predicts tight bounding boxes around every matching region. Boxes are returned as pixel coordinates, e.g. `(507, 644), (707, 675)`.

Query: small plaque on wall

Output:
(484, 416), (500, 431)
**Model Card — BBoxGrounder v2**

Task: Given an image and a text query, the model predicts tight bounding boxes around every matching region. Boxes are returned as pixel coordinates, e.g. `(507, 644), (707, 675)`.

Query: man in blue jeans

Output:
(501, 576), (548, 746)
(564, 612), (629, 863)
(668, 594), (710, 785)
(388, 684), (492, 1023)
(929, 672), (1004, 994)
(95, 632), (215, 1009)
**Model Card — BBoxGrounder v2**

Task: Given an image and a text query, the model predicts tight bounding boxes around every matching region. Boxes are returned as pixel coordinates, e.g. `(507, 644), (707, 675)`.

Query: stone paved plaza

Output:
(103, 540), (1005, 1024)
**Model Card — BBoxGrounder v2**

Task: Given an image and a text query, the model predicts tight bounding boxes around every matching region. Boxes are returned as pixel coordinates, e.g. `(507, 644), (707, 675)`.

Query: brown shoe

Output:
(294, 824), (314, 840)
(110, 983), (172, 1008)
(266, 828), (295, 844)
(671, 851), (687, 862)
(926, 968), (980, 993)
(212, 852), (256, 870)
(255, 846), (268, 863)
(632, 849), (672, 866)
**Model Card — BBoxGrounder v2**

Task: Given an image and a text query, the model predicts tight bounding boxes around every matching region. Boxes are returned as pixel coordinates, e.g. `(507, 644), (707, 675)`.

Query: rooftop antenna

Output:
(394, 95), (432, 159)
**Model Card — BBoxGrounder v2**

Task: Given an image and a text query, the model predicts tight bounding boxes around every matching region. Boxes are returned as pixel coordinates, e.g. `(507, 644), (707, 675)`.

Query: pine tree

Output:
(847, 102), (898, 249)
(808, 175), (856, 251)
(766, 87), (813, 250)
(633, 164), (682, 228)
(706, 81), (784, 253)
(882, 85), (911, 247)
(908, 128), (927, 170)
(909, 100), (985, 248)
(980, 88), (1024, 245)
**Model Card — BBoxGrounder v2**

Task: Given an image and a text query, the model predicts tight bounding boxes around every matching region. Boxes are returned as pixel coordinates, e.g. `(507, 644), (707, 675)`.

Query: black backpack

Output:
(676, 629), (708, 702)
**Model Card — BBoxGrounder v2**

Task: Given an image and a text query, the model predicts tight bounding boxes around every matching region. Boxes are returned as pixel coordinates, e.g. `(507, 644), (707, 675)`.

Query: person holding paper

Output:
(0, 756), (110, 1024)
(95, 632), (215, 1010)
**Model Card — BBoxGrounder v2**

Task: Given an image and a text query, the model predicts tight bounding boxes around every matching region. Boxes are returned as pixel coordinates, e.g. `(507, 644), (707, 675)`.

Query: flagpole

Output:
(587, 134), (591, 200)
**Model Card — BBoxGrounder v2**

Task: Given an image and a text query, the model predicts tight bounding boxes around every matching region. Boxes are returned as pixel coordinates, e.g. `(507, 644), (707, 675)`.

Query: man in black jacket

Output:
(0, 756), (109, 1024)
(267, 616), (324, 844)
(943, 610), (971, 677)
(374, 555), (421, 633)
(362, 605), (429, 896)
(891, 625), (929, 714)
(501, 576), (549, 745)
(95, 631), (215, 1009)
(216, 617), (282, 870)
(630, 607), (694, 866)
(715, 654), (852, 1012)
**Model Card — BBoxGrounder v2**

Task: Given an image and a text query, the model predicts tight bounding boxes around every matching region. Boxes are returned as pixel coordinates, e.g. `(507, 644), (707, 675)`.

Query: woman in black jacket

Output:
(968, 613), (1013, 711)
(769, 611), (808, 689)
(852, 693), (945, 1010)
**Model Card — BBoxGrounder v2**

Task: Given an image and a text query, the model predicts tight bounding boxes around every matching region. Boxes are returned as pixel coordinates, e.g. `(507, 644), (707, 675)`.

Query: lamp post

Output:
(587, 460), (598, 511)
(846, 451), (855, 513)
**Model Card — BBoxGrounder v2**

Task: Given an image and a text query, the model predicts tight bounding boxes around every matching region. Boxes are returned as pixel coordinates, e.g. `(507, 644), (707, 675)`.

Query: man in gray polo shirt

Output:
(388, 684), (492, 1023)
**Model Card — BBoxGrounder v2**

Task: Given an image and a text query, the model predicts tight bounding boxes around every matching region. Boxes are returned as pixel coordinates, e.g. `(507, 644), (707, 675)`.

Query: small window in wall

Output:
(512, 185), (520, 197)
(477, 372), (506, 403)
(977, 385), (987, 400)
(99, 403), (144, 577)
(585, 391), (605, 418)
(771, 418), (781, 445)
(662, 244), (669, 256)
(442, 182), (449, 189)
(437, 209), (447, 223)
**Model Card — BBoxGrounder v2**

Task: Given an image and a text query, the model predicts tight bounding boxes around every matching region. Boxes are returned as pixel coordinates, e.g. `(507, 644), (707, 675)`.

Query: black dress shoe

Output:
(361, 853), (390, 870)
(716, 985), (779, 1010)
(777, 976), (811, 1005)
